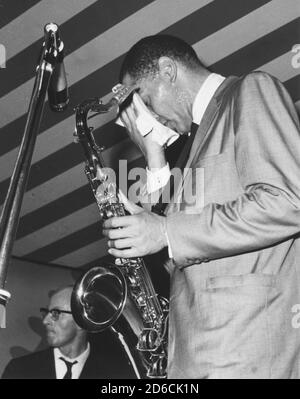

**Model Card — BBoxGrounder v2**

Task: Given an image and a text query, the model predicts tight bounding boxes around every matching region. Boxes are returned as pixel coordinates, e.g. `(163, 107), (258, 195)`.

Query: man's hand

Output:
(119, 93), (167, 169)
(102, 211), (168, 258)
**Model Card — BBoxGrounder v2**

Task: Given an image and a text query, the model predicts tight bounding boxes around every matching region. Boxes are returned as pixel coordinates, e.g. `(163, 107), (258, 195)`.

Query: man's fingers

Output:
(108, 247), (139, 258)
(132, 92), (149, 114)
(103, 226), (133, 240)
(102, 216), (134, 229)
(120, 109), (132, 130)
(122, 103), (136, 123)
(118, 191), (143, 215)
(107, 238), (134, 249)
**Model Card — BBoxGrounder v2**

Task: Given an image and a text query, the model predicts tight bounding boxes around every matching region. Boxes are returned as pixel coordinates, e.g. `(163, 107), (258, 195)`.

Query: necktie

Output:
(59, 357), (78, 379)
(190, 121), (199, 136)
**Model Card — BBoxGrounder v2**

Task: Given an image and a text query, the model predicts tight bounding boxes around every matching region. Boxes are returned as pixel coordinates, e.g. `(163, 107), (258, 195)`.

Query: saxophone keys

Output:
(147, 355), (167, 379)
(137, 328), (160, 352)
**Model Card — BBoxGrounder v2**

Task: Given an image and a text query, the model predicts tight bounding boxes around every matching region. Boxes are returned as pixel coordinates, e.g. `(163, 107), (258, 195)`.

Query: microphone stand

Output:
(0, 23), (64, 327)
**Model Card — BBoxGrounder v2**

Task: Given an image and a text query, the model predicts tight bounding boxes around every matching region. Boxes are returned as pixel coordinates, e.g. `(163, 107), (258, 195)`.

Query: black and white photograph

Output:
(0, 0), (299, 387)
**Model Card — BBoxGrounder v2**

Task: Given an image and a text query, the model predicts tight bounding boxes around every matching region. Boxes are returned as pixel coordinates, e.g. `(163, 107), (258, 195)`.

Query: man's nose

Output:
(42, 312), (52, 325)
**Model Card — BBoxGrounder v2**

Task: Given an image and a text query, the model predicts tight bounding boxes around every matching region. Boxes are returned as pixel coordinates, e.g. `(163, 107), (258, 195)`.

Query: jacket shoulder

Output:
(236, 71), (284, 93)
(2, 348), (53, 379)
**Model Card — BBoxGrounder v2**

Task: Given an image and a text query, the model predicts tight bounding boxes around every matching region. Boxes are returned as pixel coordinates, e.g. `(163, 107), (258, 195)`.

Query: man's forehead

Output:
(49, 288), (72, 308)
(122, 73), (153, 90)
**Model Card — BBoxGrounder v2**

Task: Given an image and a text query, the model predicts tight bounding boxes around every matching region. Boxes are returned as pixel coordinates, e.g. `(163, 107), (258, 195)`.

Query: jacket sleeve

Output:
(166, 72), (300, 268)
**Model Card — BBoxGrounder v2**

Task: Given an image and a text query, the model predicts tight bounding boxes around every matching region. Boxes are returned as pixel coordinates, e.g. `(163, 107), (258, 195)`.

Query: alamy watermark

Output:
(291, 304), (300, 328)
(0, 44), (6, 68)
(291, 44), (300, 69)
(95, 160), (205, 212)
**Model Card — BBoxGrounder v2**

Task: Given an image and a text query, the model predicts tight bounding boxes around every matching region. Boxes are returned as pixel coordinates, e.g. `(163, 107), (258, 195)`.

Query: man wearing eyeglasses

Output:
(2, 286), (136, 379)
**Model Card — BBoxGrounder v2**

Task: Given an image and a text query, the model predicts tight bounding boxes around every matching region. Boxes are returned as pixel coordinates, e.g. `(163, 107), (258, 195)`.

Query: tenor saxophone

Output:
(71, 84), (168, 379)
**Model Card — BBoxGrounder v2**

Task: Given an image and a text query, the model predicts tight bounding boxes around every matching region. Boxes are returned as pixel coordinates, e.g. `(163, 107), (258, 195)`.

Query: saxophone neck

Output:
(90, 84), (135, 114)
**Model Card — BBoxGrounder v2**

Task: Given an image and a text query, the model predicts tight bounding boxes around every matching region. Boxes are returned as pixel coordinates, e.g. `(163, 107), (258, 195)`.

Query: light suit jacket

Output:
(161, 72), (300, 379)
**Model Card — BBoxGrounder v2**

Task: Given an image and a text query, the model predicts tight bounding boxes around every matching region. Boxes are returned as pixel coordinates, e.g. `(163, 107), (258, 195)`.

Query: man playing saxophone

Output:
(102, 34), (300, 379)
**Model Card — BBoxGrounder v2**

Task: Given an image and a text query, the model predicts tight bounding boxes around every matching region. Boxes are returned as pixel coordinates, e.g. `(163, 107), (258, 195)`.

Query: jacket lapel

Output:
(38, 348), (56, 379)
(186, 77), (239, 172)
(48, 348), (56, 378)
(165, 76), (239, 213)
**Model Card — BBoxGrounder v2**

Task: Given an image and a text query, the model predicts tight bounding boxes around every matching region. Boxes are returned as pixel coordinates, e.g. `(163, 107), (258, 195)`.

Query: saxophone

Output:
(71, 84), (168, 379)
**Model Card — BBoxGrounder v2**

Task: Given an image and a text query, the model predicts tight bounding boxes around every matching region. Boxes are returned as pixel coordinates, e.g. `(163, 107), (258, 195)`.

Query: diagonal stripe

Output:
(23, 222), (103, 262)
(0, 0), (210, 124)
(14, 203), (100, 256)
(0, 0), (97, 60)
(161, 0), (272, 43)
(0, 0), (42, 29)
(212, 18), (300, 76)
(0, 0), (155, 97)
(256, 51), (300, 82)
(72, 253), (112, 271)
(192, 0), (299, 66)
(41, 238), (109, 268)
(284, 75), (300, 102)
(16, 184), (92, 239)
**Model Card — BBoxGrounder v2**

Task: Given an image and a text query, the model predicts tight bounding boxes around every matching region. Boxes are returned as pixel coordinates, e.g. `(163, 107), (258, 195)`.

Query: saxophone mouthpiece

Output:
(87, 84), (136, 117)
(112, 83), (136, 105)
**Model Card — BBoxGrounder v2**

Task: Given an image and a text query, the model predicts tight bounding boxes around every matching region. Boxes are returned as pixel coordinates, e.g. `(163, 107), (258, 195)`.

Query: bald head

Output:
(49, 285), (73, 301)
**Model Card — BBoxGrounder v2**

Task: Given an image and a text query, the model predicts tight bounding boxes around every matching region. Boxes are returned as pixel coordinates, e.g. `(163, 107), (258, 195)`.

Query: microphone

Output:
(44, 23), (69, 112)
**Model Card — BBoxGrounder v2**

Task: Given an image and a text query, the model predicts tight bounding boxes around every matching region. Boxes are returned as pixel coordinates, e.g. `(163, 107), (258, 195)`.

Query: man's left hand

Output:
(102, 211), (167, 258)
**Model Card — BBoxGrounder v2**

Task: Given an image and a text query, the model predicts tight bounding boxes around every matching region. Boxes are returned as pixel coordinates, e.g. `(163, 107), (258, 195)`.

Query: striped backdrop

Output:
(0, 0), (299, 273)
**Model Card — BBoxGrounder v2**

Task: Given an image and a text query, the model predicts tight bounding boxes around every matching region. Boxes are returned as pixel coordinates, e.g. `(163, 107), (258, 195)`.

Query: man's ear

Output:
(158, 56), (177, 83)
(75, 322), (85, 333)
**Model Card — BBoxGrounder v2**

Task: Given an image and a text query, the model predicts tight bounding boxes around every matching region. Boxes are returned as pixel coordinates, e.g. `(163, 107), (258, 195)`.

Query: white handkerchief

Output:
(115, 93), (179, 147)
(135, 115), (179, 147)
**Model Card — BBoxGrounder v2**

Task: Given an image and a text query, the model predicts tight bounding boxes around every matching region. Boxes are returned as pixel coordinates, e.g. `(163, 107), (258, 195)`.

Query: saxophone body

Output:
(71, 86), (168, 379)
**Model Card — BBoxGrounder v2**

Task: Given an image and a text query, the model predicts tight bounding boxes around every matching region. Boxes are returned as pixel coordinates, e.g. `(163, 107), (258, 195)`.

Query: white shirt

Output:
(146, 73), (225, 193)
(54, 342), (90, 379)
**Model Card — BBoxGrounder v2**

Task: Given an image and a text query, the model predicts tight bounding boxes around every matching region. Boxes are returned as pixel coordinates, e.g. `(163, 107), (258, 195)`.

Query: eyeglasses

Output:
(40, 307), (73, 321)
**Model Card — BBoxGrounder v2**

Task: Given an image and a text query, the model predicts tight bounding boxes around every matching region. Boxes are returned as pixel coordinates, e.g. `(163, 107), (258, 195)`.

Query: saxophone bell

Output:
(71, 264), (127, 332)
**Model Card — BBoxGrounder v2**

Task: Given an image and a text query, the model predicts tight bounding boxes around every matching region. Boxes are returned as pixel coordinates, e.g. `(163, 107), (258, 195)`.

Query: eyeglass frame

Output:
(40, 307), (73, 321)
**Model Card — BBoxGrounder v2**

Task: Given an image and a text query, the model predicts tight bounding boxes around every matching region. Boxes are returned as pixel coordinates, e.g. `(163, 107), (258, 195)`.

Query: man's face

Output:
(42, 288), (80, 350)
(122, 71), (192, 135)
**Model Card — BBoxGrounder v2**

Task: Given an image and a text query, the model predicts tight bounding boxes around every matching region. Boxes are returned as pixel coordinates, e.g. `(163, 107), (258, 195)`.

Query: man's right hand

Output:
(118, 93), (167, 169)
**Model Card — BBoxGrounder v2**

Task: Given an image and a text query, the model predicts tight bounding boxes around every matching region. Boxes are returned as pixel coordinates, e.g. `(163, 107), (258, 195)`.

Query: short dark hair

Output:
(119, 34), (203, 82)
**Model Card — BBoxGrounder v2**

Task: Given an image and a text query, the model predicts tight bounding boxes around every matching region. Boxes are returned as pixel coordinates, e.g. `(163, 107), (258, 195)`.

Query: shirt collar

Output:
(54, 341), (90, 365)
(192, 73), (225, 126)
